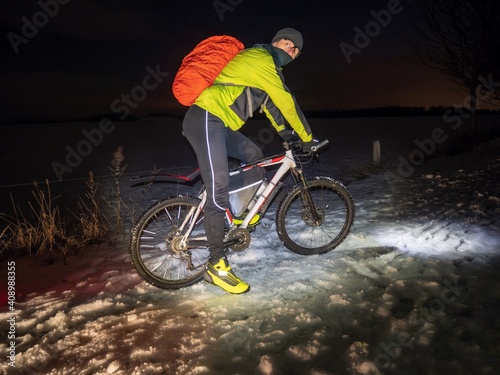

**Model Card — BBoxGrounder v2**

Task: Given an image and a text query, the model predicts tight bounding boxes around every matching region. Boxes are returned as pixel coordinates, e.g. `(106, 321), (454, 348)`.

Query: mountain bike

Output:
(129, 139), (354, 289)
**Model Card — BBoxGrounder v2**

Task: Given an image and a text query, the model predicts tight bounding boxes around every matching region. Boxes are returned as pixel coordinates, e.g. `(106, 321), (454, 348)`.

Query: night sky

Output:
(1, 0), (465, 122)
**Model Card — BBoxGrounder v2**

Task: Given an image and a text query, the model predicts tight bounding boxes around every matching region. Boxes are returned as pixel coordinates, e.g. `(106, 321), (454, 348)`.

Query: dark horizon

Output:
(3, 104), (500, 127)
(1, 0), (469, 123)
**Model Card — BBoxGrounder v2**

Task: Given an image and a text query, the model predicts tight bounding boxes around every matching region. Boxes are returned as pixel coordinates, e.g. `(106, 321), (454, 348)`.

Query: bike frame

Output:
(228, 146), (297, 228)
(169, 139), (330, 252)
(177, 142), (303, 248)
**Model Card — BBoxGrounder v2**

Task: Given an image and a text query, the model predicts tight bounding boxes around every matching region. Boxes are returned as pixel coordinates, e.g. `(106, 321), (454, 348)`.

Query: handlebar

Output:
(310, 139), (329, 153)
(285, 139), (329, 154)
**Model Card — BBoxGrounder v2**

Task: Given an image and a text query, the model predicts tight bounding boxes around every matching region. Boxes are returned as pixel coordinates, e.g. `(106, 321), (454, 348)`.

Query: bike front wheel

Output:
(129, 196), (209, 289)
(276, 177), (355, 255)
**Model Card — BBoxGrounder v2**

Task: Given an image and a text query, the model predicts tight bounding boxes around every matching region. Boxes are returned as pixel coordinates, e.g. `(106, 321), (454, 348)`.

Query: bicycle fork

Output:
(292, 168), (323, 225)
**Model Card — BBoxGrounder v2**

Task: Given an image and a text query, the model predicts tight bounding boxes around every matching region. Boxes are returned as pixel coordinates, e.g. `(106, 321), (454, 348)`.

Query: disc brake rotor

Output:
(301, 207), (325, 226)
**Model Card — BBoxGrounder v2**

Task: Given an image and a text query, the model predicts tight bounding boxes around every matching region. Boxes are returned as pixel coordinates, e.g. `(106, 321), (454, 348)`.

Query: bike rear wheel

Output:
(276, 177), (354, 255)
(129, 197), (209, 289)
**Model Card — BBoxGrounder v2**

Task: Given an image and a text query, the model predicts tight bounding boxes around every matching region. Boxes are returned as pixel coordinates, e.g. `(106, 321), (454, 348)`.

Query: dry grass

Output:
(0, 172), (111, 262)
(76, 171), (108, 243)
(106, 146), (128, 234)
(0, 146), (156, 261)
(0, 180), (79, 261)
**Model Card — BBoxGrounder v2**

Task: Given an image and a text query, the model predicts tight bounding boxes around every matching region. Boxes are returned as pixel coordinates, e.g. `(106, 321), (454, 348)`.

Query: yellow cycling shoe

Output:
(233, 213), (261, 227)
(204, 258), (250, 294)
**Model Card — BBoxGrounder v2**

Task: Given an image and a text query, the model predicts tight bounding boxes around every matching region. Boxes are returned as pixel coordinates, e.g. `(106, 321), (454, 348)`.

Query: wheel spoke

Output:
(277, 178), (354, 255)
(130, 198), (210, 289)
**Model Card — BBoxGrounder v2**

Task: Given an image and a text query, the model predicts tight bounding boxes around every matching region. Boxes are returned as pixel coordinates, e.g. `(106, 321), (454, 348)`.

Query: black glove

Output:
(278, 129), (297, 141)
(301, 139), (319, 153)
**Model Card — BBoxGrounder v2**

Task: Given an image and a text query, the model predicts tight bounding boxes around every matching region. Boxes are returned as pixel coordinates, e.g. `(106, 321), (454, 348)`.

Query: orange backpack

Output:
(172, 35), (245, 106)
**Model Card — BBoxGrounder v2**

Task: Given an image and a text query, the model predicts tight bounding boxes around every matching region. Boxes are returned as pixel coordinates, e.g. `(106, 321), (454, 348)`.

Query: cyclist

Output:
(182, 27), (317, 294)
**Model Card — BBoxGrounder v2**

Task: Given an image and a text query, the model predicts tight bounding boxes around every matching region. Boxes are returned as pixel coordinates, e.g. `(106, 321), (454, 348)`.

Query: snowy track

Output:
(1, 119), (499, 374)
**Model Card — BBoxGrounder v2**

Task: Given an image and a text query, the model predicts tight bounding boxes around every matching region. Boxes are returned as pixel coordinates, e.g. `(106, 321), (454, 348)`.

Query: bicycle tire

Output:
(129, 196), (209, 289)
(276, 177), (355, 255)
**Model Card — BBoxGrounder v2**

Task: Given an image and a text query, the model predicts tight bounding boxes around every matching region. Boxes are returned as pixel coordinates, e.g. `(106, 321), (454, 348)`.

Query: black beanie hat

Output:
(271, 27), (303, 51)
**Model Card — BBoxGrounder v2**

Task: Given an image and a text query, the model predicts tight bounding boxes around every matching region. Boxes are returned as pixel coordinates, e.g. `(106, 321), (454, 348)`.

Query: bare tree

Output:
(412, 0), (500, 137)
(479, 5), (500, 102)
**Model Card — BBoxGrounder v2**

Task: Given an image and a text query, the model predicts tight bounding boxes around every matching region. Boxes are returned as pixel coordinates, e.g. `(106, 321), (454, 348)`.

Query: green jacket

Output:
(195, 44), (313, 142)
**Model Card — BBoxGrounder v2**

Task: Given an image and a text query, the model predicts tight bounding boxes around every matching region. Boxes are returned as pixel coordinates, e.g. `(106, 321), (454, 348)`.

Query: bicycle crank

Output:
(224, 228), (251, 252)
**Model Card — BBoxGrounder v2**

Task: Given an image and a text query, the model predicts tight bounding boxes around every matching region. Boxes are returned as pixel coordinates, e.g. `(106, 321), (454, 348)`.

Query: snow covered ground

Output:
(1, 116), (499, 374)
